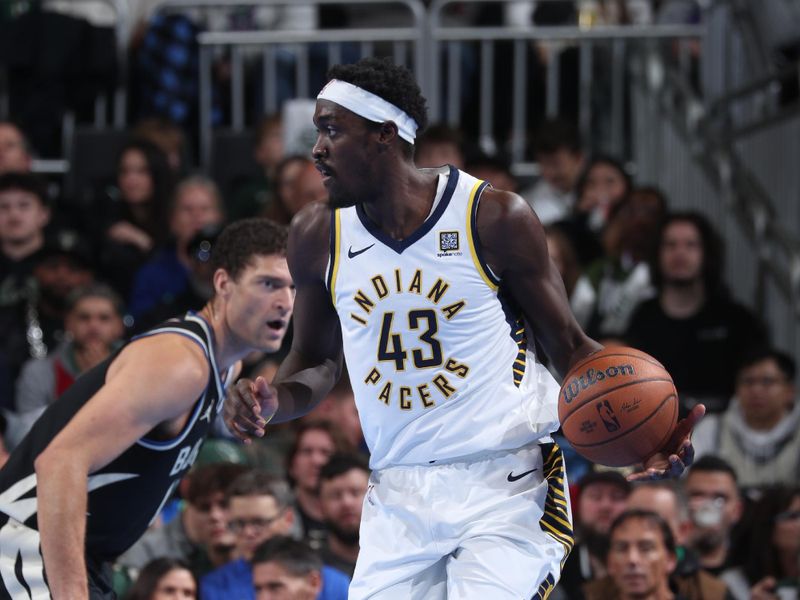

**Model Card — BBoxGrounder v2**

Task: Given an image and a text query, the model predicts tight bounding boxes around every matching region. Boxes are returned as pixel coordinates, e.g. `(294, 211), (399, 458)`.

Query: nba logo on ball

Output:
(558, 347), (679, 467)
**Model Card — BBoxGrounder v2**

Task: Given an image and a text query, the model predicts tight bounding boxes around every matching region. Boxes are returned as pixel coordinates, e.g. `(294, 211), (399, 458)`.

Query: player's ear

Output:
(376, 121), (398, 148)
(213, 267), (232, 298)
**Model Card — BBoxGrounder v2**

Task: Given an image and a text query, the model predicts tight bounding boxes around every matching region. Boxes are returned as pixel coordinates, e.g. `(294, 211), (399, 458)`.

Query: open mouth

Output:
(267, 319), (286, 331)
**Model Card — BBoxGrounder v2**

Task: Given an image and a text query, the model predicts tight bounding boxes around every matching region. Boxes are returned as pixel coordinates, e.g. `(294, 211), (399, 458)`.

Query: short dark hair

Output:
(226, 469), (294, 508)
(687, 455), (738, 484)
(185, 463), (251, 505)
(532, 118), (582, 156)
(124, 558), (195, 600)
(737, 347), (796, 381)
(65, 283), (125, 317)
(326, 57), (429, 154)
(211, 218), (288, 281)
(251, 535), (322, 575)
(651, 211), (725, 297)
(319, 453), (370, 486)
(609, 509), (676, 556)
(0, 172), (48, 206)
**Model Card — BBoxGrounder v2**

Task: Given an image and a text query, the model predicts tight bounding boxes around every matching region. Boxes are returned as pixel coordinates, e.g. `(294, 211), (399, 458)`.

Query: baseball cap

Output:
(38, 230), (94, 270)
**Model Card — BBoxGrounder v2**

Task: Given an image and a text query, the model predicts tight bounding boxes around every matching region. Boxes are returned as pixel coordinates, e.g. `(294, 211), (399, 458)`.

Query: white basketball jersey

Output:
(327, 166), (560, 469)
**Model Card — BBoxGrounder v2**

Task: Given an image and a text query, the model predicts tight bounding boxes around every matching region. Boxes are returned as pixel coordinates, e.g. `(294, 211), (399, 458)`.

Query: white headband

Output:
(317, 79), (419, 144)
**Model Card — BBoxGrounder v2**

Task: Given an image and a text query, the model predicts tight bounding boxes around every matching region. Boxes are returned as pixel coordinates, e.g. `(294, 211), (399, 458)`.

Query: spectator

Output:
(263, 156), (315, 225)
(725, 486), (800, 600)
(0, 121), (33, 175)
(522, 118), (585, 224)
(581, 187), (667, 341)
(308, 374), (365, 455)
(626, 212), (768, 414)
(200, 471), (295, 600)
(8, 284), (125, 449)
(414, 124), (465, 169)
(281, 160), (327, 219)
(683, 457), (744, 577)
(124, 557), (197, 600)
(132, 224), (221, 334)
(286, 421), (345, 551)
(0, 172), (50, 307)
(0, 230), (94, 402)
(545, 224), (596, 329)
(626, 482), (730, 600)
(558, 470), (631, 600)
(251, 536), (350, 600)
(230, 115), (285, 220)
(97, 139), (173, 297)
(133, 117), (190, 175)
(558, 155), (632, 268)
(116, 462), (251, 580)
(464, 151), (518, 193)
(692, 348), (799, 489)
(128, 175), (225, 319)
(318, 454), (370, 577)
(586, 510), (678, 600)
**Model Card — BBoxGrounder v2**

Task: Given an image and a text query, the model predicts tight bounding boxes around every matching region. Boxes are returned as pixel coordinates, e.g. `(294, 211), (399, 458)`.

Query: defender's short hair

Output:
(211, 218), (288, 281)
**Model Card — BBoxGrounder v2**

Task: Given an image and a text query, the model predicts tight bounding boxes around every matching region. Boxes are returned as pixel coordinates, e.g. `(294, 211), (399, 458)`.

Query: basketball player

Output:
(0, 218), (294, 599)
(225, 58), (703, 598)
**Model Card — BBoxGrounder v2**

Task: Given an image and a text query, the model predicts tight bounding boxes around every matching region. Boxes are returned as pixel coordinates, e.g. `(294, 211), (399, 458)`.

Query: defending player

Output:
(0, 219), (294, 599)
(225, 59), (703, 598)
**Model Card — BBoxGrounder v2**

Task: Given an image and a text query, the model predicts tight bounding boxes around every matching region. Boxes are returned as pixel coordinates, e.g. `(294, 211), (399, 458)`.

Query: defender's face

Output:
(223, 254), (294, 353)
(312, 99), (378, 208)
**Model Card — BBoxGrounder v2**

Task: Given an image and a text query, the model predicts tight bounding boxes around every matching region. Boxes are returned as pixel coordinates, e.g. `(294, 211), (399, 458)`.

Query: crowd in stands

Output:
(0, 1), (797, 597)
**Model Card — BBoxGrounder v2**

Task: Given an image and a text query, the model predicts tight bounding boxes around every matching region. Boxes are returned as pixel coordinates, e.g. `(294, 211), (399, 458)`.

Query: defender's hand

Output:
(223, 376), (279, 444)
(628, 404), (705, 481)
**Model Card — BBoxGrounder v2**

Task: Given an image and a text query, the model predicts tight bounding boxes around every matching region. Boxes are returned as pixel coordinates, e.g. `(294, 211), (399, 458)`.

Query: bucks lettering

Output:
(351, 268), (471, 411)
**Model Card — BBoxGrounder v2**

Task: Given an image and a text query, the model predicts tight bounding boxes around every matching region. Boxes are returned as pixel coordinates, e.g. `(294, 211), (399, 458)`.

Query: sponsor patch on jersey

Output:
(437, 231), (462, 257)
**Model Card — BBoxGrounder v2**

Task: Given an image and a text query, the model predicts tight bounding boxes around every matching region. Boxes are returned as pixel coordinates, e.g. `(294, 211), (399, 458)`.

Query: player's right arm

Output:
(33, 335), (208, 600)
(224, 202), (343, 440)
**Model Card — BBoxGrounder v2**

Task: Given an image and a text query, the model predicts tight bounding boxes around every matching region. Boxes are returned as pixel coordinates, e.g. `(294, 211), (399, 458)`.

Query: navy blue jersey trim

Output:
(469, 181), (502, 286)
(326, 208), (337, 292)
(355, 165), (459, 254)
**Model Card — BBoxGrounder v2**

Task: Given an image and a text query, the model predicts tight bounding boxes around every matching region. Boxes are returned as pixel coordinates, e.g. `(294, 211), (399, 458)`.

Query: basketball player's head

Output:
(210, 218), (294, 353)
(653, 211), (724, 296)
(312, 57), (429, 208)
(607, 510), (677, 600)
(252, 536), (323, 600)
(683, 455), (742, 554)
(226, 470), (295, 561)
(319, 453), (370, 547)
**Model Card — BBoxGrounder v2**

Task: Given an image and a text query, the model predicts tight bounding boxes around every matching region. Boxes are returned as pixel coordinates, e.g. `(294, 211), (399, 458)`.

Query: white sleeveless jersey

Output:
(327, 166), (560, 469)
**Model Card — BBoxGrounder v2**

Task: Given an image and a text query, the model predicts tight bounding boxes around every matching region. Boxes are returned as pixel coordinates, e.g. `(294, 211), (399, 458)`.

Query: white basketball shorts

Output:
(350, 441), (574, 599)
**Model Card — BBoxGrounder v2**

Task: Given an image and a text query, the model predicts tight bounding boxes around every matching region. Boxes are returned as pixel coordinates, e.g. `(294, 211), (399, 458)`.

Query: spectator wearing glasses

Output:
(692, 348), (799, 489)
(200, 470), (296, 600)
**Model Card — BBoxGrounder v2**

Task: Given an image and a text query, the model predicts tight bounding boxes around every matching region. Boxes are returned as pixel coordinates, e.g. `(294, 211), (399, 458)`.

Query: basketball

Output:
(558, 347), (678, 467)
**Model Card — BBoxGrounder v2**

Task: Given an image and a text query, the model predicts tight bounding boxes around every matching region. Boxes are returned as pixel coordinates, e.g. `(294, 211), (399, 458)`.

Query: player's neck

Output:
(660, 281), (705, 319)
(360, 164), (439, 241)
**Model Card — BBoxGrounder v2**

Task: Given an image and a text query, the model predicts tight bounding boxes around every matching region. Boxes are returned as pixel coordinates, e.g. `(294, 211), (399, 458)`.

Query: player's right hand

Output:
(223, 376), (279, 444)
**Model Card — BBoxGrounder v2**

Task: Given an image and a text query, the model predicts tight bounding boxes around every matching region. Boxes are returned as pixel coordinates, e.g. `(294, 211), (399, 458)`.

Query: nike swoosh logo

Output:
(348, 244), (375, 259)
(507, 468), (538, 482)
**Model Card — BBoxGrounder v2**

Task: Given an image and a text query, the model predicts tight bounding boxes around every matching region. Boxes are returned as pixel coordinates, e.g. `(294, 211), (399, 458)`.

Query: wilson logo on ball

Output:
(561, 364), (635, 404)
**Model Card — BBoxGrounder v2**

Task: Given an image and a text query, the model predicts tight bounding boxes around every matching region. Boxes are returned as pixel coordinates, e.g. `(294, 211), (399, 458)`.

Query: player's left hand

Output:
(627, 403), (705, 481)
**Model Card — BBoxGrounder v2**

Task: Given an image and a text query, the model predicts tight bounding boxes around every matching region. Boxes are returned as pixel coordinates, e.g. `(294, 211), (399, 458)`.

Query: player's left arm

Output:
(475, 188), (703, 478)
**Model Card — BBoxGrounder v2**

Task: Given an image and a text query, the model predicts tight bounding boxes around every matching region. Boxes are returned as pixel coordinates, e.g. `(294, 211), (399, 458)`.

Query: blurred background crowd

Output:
(0, 0), (798, 598)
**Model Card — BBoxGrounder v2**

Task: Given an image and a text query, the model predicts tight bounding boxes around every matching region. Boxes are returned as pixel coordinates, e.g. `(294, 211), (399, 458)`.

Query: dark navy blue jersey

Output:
(0, 312), (234, 561)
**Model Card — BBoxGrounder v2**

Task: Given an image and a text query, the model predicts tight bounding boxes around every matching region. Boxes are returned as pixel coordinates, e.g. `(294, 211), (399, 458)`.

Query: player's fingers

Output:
(223, 415), (253, 444)
(233, 378), (261, 416)
(680, 440), (695, 467)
